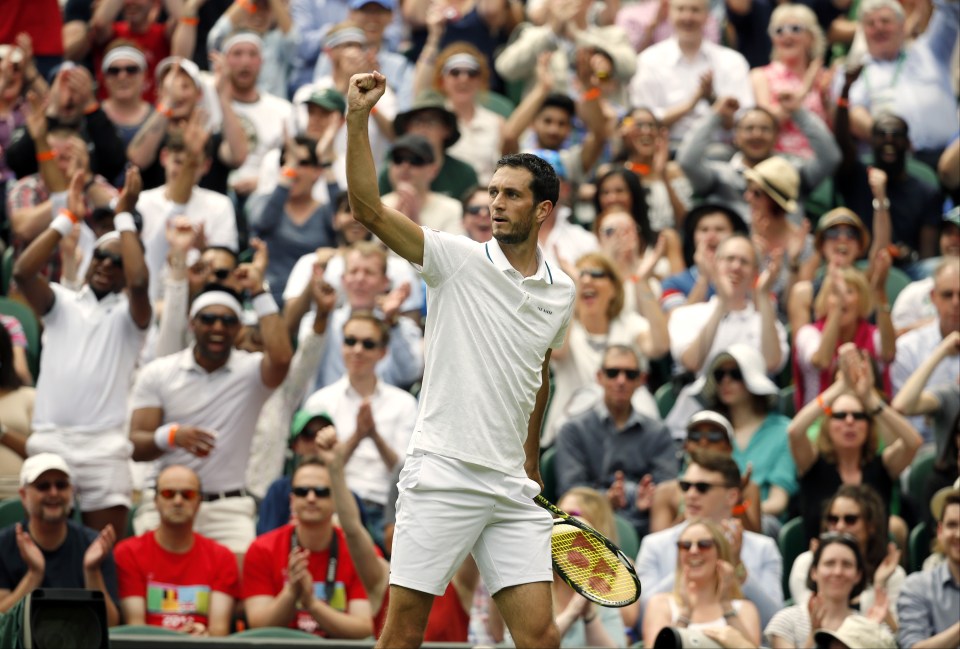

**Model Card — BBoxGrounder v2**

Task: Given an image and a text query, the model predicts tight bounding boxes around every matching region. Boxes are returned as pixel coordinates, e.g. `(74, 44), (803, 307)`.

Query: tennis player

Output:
(346, 71), (575, 648)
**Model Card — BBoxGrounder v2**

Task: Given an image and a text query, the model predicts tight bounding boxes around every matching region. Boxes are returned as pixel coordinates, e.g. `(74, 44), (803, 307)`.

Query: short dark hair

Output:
(205, 246), (240, 266)
(280, 135), (321, 167)
(343, 310), (391, 348)
(538, 93), (576, 118)
(806, 532), (867, 602)
(292, 456), (327, 479)
(737, 106), (779, 133)
(687, 449), (740, 488)
(163, 131), (215, 161)
(495, 153), (560, 207)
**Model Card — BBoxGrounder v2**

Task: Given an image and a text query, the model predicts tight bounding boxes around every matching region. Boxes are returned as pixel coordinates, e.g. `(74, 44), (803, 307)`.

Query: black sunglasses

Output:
(32, 480), (70, 492)
(579, 269), (609, 280)
(679, 480), (727, 494)
(830, 411), (869, 421)
(677, 538), (716, 551)
(106, 65), (142, 76)
(687, 429), (727, 443)
(158, 488), (198, 500)
(465, 205), (489, 215)
(94, 248), (124, 268)
(211, 268), (233, 281)
(196, 313), (241, 326)
(823, 225), (859, 241)
(826, 514), (861, 526)
(447, 68), (480, 78)
(292, 485), (332, 498)
(391, 154), (429, 167)
(774, 24), (805, 35)
(712, 367), (743, 383)
(601, 367), (641, 380)
(343, 335), (380, 350)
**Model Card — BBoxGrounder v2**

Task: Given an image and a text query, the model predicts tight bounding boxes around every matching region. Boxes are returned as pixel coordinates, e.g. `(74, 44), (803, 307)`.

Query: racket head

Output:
(535, 495), (641, 607)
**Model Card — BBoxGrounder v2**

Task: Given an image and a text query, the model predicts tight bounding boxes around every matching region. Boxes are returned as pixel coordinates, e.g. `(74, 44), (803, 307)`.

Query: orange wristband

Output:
(732, 500), (751, 516)
(582, 87), (602, 101)
(837, 98), (849, 109)
(84, 102), (100, 115)
(60, 208), (80, 224)
(180, 16), (199, 25)
(817, 393), (832, 417)
(281, 166), (297, 179)
(36, 150), (56, 163)
(155, 103), (173, 119)
(168, 424), (179, 448)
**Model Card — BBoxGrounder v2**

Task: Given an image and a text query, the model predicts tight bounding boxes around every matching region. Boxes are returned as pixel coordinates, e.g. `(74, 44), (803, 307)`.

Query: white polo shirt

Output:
(892, 319), (959, 441)
(303, 376), (418, 505)
(137, 186), (239, 302)
(412, 228), (575, 476)
(129, 347), (274, 492)
(33, 284), (147, 435)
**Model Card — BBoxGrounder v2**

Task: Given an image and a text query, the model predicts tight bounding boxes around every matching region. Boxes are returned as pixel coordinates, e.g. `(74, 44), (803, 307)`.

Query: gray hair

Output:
(859, 0), (905, 22)
(768, 4), (827, 62)
(602, 344), (650, 375)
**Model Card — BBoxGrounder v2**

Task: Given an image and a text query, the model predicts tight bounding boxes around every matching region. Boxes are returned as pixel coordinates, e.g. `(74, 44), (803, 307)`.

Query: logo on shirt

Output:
(537, 306), (554, 315)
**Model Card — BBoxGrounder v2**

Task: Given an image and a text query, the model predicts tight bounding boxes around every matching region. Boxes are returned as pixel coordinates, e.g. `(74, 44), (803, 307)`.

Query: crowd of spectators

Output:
(0, 0), (958, 644)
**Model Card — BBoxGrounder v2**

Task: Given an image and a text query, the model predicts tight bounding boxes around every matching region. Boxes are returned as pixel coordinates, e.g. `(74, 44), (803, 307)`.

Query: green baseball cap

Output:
(304, 88), (347, 115)
(289, 409), (335, 443)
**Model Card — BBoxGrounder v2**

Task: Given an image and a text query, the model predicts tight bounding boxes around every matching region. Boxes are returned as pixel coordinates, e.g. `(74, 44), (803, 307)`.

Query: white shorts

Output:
(27, 430), (132, 511)
(389, 452), (553, 596)
(135, 491), (256, 554)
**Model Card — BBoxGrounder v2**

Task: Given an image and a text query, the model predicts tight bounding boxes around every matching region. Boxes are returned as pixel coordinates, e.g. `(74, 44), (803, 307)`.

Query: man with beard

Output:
(347, 71), (575, 649)
(12, 168), (150, 537)
(114, 465), (239, 636)
(128, 274), (292, 558)
(0, 453), (119, 624)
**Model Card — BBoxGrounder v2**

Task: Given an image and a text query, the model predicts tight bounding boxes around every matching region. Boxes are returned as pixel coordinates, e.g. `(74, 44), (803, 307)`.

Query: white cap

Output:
(20, 453), (72, 487)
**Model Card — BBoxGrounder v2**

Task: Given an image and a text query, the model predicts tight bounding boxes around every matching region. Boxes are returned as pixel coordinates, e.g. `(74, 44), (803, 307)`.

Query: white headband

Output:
(190, 291), (243, 319)
(94, 231), (121, 249)
(441, 53), (480, 75)
(222, 32), (264, 54)
(324, 28), (367, 49)
(102, 47), (147, 73)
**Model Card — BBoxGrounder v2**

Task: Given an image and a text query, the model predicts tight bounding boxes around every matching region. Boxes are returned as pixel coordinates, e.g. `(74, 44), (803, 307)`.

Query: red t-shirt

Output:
(114, 531), (239, 632)
(242, 525), (369, 637)
(0, 0), (63, 56)
(93, 22), (169, 103)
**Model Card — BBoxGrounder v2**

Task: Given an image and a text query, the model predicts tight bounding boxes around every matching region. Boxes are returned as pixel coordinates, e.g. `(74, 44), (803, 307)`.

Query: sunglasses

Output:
(602, 367), (641, 380)
(93, 248), (123, 268)
(824, 225), (859, 241)
(391, 154), (429, 167)
(292, 485), (332, 498)
(106, 64), (142, 76)
(826, 514), (861, 526)
(32, 480), (70, 492)
(343, 335), (380, 350)
(679, 480), (727, 494)
(196, 312), (241, 326)
(579, 269), (609, 280)
(677, 538), (716, 551)
(774, 24), (806, 35)
(465, 205), (489, 215)
(687, 429), (727, 443)
(158, 488), (198, 500)
(211, 268), (233, 281)
(712, 367), (743, 383)
(830, 411), (869, 421)
(447, 68), (479, 78)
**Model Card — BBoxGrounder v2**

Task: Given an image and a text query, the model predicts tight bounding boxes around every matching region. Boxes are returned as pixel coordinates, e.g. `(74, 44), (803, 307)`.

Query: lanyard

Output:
(863, 51), (906, 95)
(290, 528), (339, 603)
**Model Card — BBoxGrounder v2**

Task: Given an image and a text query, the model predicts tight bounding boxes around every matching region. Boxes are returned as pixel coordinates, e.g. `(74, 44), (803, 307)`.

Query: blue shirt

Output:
(897, 560), (960, 648)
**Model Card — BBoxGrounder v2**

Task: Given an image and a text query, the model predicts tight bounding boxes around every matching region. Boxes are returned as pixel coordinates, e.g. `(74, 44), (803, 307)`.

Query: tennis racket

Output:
(535, 494), (641, 607)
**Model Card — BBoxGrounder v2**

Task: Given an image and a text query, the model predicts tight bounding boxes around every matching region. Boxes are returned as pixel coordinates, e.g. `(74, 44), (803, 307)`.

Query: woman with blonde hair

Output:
(642, 519), (761, 647)
(793, 261), (895, 408)
(750, 4), (830, 158)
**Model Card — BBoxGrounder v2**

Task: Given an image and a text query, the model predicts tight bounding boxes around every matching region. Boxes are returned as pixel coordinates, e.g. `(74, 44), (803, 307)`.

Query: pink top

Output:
(758, 61), (829, 159)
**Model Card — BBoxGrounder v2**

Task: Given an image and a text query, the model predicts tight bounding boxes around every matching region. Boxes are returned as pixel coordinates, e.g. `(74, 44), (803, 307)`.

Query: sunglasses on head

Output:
(447, 68), (479, 78)
(579, 268), (609, 280)
(391, 154), (429, 167)
(106, 64), (142, 76)
(677, 538), (716, 551)
(196, 312), (241, 326)
(158, 488), (198, 500)
(687, 429), (727, 443)
(93, 248), (124, 268)
(712, 367), (743, 383)
(824, 225), (859, 241)
(465, 205), (489, 215)
(679, 480), (727, 494)
(32, 479), (70, 492)
(343, 335), (380, 350)
(774, 24), (806, 35)
(602, 367), (641, 380)
(292, 485), (332, 498)
(826, 514), (861, 526)
(830, 411), (869, 421)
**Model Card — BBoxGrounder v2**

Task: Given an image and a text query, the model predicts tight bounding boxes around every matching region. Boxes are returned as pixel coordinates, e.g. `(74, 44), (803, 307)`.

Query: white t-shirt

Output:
(412, 229), (575, 475)
(230, 93), (296, 185)
(382, 191), (464, 235)
(446, 105), (504, 186)
(891, 277), (935, 332)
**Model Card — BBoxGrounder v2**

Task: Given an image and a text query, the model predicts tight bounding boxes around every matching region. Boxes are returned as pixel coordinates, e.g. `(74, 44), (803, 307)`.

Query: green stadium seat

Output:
(540, 446), (558, 504)
(479, 91), (516, 119)
(778, 517), (807, 601)
(908, 521), (932, 573)
(0, 498), (26, 528)
(654, 383), (679, 419)
(907, 447), (938, 499)
(778, 385), (796, 418)
(231, 626), (317, 639)
(0, 247), (13, 296)
(109, 625), (182, 637)
(614, 513), (640, 561)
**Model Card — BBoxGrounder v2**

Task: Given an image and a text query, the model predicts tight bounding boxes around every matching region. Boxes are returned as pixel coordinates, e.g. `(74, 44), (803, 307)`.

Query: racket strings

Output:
(551, 522), (638, 606)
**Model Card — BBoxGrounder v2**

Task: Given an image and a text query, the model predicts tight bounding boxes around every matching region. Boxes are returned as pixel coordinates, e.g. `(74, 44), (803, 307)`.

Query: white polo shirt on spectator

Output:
(31, 284), (147, 441)
(412, 228), (575, 476)
(892, 319), (959, 442)
(230, 93), (296, 188)
(137, 186), (239, 302)
(129, 347), (274, 492)
(304, 376), (418, 505)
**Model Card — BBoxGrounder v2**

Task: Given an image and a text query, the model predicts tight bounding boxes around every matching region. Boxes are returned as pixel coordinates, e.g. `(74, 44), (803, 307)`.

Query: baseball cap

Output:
(20, 453), (72, 487)
(686, 411), (734, 442)
(304, 88), (346, 115)
(289, 409), (335, 443)
(390, 134), (436, 165)
(814, 615), (896, 648)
